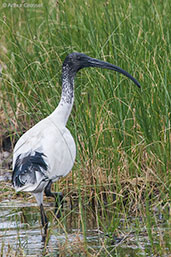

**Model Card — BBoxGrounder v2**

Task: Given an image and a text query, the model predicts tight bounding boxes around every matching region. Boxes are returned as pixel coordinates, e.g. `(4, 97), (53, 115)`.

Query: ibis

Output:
(12, 52), (140, 239)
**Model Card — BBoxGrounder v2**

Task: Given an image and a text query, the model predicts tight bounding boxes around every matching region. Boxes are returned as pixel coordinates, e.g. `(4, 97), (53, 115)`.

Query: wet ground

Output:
(0, 152), (170, 256)
(0, 198), (170, 257)
(0, 200), (102, 256)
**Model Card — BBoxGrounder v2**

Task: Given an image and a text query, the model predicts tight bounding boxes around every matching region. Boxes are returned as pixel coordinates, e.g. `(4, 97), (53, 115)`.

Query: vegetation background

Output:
(0, 0), (170, 256)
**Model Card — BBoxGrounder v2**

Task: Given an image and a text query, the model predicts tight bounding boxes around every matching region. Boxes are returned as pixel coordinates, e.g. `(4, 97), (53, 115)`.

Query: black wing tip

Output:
(12, 151), (48, 188)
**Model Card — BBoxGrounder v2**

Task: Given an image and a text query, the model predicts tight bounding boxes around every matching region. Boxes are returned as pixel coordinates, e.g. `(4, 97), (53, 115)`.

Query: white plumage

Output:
(12, 52), (140, 240)
(13, 115), (76, 187)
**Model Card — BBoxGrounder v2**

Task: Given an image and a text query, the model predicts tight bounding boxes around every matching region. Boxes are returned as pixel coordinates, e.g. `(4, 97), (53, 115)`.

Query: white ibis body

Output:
(12, 52), (140, 239)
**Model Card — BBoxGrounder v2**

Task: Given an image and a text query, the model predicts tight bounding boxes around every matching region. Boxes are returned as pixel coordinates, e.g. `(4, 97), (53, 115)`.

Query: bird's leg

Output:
(40, 203), (48, 242)
(45, 180), (63, 218)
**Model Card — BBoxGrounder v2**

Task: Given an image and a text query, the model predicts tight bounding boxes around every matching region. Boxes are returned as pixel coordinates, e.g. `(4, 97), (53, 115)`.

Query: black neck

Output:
(61, 64), (75, 105)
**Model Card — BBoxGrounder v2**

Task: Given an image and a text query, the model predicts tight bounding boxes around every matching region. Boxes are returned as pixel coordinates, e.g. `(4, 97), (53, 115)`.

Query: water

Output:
(0, 199), (170, 257)
(0, 169), (170, 256)
(0, 200), (103, 256)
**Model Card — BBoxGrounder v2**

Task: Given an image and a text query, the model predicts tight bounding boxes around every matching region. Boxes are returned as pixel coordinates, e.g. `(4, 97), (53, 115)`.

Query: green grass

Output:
(0, 0), (170, 256)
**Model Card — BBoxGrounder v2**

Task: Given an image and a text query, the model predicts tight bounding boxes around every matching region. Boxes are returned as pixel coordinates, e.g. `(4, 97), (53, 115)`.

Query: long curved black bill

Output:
(87, 58), (141, 88)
